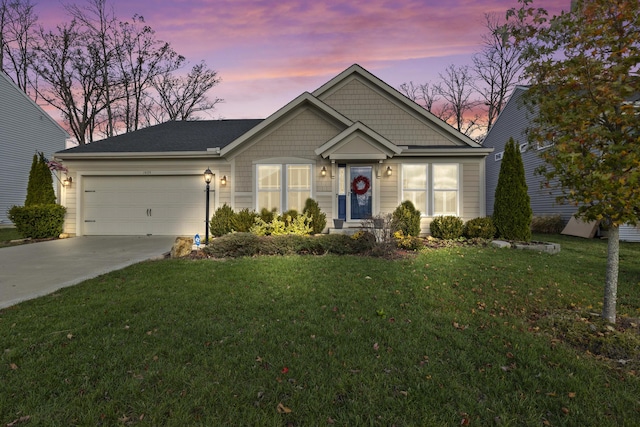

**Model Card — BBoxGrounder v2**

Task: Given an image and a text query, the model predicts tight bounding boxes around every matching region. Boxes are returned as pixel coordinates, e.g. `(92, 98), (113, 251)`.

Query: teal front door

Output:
(349, 166), (373, 220)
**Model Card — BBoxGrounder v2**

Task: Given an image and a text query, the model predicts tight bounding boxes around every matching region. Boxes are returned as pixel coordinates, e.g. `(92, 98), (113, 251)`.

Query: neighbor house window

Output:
(433, 164), (458, 215)
(257, 163), (311, 212)
(402, 164), (428, 213)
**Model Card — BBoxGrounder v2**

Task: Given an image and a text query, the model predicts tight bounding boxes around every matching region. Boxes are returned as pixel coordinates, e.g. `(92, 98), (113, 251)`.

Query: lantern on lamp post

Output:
(204, 167), (213, 244)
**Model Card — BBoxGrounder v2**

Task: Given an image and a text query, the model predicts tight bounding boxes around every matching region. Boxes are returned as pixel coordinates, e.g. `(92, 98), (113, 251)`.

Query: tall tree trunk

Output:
(602, 224), (619, 323)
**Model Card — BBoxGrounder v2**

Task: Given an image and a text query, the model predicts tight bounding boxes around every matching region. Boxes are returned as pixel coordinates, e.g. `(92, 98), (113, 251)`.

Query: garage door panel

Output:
(83, 175), (208, 236)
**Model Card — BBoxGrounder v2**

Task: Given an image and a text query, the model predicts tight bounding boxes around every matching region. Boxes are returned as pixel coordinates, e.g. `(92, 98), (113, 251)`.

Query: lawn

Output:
(0, 227), (22, 248)
(1, 235), (640, 425)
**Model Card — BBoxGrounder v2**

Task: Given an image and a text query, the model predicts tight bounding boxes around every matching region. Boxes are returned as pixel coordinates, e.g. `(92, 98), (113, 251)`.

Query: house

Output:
(484, 85), (640, 242)
(54, 64), (492, 237)
(0, 71), (69, 226)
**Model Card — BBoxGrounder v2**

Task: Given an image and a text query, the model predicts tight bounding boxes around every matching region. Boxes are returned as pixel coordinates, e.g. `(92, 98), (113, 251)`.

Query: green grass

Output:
(0, 227), (22, 248)
(2, 235), (640, 425)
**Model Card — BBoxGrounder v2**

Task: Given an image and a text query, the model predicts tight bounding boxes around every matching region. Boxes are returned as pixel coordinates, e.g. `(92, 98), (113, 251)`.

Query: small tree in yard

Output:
(25, 152), (56, 206)
(493, 137), (532, 241)
(506, 0), (640, 323)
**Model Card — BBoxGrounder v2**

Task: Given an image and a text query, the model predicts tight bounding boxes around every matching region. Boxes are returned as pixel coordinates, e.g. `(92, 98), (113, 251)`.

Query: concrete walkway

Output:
(0, 236), (176, 309)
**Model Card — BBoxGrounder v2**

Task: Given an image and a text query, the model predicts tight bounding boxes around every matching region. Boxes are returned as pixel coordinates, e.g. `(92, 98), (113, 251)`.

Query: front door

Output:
(349, 166), (373, 220)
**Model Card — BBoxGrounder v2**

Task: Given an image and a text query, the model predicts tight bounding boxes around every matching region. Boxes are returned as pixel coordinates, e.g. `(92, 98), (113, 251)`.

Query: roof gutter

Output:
(397, 147), (494, 157)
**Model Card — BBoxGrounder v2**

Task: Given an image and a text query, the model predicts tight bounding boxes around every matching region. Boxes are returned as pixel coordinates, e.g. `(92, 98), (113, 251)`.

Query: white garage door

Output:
(82, 175), (211, 236)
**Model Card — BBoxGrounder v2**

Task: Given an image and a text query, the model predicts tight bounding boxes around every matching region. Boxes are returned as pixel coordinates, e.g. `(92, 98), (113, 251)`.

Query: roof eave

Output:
(54, 150), (222, 160)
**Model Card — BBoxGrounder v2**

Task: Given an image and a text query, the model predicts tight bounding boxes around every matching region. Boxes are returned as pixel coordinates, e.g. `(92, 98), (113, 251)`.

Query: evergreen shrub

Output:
(209, 203), (236, 237)
(391, 200), (422, 236)
(493, 138), (532, 241)
(302, 198), (327, 234)
(430, 215), (464, 239)
(8, 204), (66, 239)
(463, 217), (497, 239)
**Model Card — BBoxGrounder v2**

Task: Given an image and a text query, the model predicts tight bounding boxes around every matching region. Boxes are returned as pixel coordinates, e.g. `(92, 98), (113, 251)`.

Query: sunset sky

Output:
(37, 0), (567, 120)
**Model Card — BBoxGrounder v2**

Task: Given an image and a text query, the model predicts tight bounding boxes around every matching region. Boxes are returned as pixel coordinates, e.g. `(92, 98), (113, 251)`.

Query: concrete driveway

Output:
(0, 236), (176, 309)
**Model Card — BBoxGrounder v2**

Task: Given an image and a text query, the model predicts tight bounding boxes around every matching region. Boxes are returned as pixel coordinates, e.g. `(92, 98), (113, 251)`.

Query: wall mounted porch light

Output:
(220, 175), (227, 185)
(321, 166), (327, 177)
(62, 176), (73, 186)
(204, 168), (213, 244)
(386, 166), (392, 176)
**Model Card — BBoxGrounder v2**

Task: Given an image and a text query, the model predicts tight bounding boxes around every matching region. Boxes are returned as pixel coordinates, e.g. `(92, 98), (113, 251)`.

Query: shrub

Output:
(280, 210), (298, 227)
(463, 217), (496, 239)
(430, 215), (464, 239)
(493, 138), (532, 241)
(302, 198), (327, 234)
(250, 213), (312, 236)
(232, 208), (258, 232)
(391, 200), (422, 237)
(203, 233), (377, 258)
(531, 215), (565, 234)
(394, 231), (425, 251)
(8, 204), (66, 239)
(204, 232), (261, 258)
(209, 203), (236, 237)
(259, 208), (277, 224)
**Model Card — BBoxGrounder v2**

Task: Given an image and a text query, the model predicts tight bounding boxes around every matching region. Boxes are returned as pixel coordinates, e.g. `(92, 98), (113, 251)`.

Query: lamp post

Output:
(204, 167), (213, 244)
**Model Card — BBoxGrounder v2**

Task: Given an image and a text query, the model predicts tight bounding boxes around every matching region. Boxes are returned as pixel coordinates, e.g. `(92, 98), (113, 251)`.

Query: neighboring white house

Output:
(0, 71), (70, 226)
(55, 64), (493, 237)
(484, 85), (640, 242)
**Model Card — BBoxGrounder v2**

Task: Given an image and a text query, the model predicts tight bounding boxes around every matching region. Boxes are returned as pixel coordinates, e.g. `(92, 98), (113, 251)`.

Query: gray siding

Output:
(484, 87), (576, 223)
(0, 72), (68, 224)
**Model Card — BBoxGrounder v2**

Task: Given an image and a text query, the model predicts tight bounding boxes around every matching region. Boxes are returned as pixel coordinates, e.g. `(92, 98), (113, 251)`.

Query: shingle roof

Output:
(57, 119), (263, 154)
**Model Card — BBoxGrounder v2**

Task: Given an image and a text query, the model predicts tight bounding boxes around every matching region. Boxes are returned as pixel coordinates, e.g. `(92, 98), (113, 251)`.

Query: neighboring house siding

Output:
(0, 72), (68, 225)
(320, 78), (459, 147)
(484, 87), (575, 222)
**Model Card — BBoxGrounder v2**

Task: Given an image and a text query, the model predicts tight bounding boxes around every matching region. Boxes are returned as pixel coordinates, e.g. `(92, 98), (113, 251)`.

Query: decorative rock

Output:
(490, 240), (511, 249)
(171, 236), (194, 258)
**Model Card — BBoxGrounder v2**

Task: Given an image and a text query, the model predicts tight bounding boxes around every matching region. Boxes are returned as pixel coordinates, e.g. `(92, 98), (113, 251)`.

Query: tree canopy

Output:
(506, 0), (640, 322)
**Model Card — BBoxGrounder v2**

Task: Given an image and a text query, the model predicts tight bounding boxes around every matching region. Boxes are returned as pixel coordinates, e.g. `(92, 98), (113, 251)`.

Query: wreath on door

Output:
(351, 175), (370, 195)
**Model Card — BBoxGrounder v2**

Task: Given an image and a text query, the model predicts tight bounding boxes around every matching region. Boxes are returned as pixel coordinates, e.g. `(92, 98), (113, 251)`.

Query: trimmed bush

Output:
(531, 215), (565, 234)
(8, 204), (66, 239)
(232, 208), (258, 232)
(303, 198), (327, 234)
(202, 232), (378, 258)
(493, 138), (532, 241)
(209, 203), (236, 237)
(430, 215), (464, 239)
(391, 200), (422, 237)
(250, 213), (312, 236)
(463, 217), (496, 239)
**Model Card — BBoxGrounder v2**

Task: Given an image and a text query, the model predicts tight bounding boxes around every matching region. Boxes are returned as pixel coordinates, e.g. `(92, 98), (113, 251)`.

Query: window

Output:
(402, 164), (428, 213)
(257, 164), (311, 212)
(519, 143), (528, 153)
(433, 164), (458, 215)
(257, 165), (281, 212)
(286, 165), (311, 211)
(495, 152), (504, 161)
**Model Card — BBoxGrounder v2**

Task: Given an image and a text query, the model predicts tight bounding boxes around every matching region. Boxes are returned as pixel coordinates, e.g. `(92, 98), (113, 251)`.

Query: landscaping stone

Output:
(490, 240), (511, 249)
(171, 236), (194, 258)
(514, 242), (561, 254)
